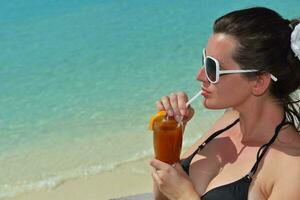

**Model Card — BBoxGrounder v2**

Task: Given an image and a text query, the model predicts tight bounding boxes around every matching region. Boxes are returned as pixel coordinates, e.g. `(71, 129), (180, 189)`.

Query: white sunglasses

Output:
(202, 49), (278, 83)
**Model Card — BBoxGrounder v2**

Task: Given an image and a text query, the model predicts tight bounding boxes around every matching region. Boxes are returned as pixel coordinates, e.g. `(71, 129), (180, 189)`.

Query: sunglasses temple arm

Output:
(219, 70), (278, 82)
(270, 74), (278, 82)
(219, 70), (258, 74)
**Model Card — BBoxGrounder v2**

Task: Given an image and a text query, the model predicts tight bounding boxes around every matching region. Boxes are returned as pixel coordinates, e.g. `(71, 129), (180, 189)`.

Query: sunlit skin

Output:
(151, 33), (300, 200)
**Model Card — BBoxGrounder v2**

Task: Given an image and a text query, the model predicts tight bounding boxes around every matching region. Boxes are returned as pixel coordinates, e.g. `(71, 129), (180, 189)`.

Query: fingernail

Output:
(180, 109), (185, 116)
(168, 110), (173, 116)
(175, 115), (182, 122)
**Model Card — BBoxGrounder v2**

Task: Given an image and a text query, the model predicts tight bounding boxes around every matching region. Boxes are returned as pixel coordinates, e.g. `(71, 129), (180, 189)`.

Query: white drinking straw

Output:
(186, 90), (202, 107)
(176, 90), (202, 124)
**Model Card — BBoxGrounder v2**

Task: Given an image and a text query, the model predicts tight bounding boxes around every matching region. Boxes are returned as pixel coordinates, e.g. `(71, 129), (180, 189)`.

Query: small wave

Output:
(0, 176), (63, 199)
(0, 150), (153, 200)
(132, 149), (153, 161)
(78, 149), (154, 177)
(0, 145), (196, 200)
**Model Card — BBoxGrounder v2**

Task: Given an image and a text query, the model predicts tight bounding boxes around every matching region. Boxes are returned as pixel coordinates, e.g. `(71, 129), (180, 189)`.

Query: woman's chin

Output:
(202, 99), (227, 110)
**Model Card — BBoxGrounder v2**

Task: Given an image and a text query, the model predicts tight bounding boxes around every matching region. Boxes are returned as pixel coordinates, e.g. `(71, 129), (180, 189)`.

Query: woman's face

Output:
(196, 33), (253, 109)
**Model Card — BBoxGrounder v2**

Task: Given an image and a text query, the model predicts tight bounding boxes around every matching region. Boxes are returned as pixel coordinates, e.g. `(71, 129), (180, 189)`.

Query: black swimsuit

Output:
(181, 116), (289, 200)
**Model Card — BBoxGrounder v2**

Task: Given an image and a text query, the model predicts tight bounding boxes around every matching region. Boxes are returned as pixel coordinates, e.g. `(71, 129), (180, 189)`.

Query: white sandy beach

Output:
(10, 157), (153, 200)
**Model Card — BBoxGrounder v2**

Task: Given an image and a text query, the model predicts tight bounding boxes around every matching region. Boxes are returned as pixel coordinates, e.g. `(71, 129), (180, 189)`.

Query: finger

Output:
(155, 100), (165, 111)
(169, 92), (180, 117)
(150, 158), (171, 171)
(173, 162), (190, 179)
(161, 96), (174, 117)
(151, 168), (162, 185)
(185, 106), (195, 120)
(177, 92), (188, 116)
(174, 162), (185, 173)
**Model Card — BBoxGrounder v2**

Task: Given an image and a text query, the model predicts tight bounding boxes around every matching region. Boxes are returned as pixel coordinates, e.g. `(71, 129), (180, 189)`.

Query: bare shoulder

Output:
(267, 127), (300, 199)
(274, 125), (300, 157)
(181, 108), (239, 159)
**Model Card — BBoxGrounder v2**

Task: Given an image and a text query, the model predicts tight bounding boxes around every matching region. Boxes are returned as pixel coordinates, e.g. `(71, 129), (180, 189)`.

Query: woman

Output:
(150, 7), (300, 200)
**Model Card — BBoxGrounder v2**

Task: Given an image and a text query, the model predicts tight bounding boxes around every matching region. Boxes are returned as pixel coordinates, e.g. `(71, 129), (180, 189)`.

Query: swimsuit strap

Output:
(247, 114), (291, 178)
(181, 118), (240, 175)
(199, 118), (240, 150)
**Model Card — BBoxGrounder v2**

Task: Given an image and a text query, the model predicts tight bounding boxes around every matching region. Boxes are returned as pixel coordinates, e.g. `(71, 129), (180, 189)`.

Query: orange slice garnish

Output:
(149, 110), (167, 130)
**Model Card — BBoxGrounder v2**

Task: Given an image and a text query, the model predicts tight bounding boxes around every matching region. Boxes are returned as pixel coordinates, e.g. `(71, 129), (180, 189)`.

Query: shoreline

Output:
(3, 111), (217, 200)
(9, 156), (154, 200)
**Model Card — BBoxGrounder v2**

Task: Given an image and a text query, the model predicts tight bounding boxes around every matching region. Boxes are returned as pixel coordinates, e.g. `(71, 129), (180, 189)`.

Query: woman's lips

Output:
(201, 88), (210, 97)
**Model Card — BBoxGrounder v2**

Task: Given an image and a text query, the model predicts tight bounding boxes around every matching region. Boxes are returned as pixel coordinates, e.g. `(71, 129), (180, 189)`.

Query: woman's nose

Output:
(196, 67), (207, 82)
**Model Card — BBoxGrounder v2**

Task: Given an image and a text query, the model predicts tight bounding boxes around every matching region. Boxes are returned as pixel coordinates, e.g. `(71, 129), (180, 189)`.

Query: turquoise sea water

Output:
(0, 0), (299, 198)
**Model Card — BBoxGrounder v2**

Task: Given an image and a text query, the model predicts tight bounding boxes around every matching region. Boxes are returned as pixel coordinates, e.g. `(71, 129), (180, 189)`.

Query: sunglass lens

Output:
(206, 58), (217, 82)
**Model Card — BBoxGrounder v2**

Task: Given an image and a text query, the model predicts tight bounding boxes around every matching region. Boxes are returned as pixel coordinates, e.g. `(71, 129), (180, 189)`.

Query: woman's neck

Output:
(234, 97), (284, 144)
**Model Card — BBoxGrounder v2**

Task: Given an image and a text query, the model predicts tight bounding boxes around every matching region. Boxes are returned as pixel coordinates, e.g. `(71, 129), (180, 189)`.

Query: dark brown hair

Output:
(213, 7), (300, 130)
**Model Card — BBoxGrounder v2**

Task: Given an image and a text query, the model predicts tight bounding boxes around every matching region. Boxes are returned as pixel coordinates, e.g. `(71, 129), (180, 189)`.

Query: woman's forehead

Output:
(206, 33), (237, 58)
(205, 33), (240, 69)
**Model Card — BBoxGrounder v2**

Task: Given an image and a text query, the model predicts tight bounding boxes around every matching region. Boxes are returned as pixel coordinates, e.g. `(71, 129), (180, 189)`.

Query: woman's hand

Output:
(155, 92), (194, 123)
(150, 159), (199, 200)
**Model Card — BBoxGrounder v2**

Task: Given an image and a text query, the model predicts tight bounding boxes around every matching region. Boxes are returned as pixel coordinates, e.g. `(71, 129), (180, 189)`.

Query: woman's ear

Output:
(250, 73), (272, 96)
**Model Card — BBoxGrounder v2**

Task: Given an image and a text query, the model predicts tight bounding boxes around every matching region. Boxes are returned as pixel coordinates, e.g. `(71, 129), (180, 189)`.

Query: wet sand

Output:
(10, 157), (153, 200)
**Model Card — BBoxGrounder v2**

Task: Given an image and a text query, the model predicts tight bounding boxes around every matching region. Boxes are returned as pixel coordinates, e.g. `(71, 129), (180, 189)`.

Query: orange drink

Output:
(149, 111), (183, 164)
